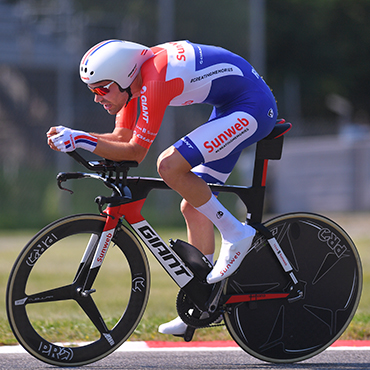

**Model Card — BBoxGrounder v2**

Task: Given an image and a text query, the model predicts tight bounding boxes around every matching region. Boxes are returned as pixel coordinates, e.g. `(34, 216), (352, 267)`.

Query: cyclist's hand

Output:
(47, 126), (64, 151)
(46, 125), (64, 139)
(49, 127), (98, 153)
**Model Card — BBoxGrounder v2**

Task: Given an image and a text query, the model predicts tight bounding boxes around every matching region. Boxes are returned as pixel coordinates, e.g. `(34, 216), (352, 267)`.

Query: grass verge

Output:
(1, 214), (370, 345)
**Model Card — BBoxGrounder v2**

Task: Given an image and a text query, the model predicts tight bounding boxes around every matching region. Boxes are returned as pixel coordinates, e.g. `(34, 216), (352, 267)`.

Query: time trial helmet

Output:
(79, 39), (153, 89)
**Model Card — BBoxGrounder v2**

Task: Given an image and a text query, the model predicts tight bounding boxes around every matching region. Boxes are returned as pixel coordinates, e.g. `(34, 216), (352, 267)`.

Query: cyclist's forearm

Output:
(93, 138), (147, 163)
(90, 127), (133, 143)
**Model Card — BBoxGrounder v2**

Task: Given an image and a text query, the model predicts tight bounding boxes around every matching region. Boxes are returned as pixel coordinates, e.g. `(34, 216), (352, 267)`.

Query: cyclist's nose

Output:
(94, 94), (104, 103)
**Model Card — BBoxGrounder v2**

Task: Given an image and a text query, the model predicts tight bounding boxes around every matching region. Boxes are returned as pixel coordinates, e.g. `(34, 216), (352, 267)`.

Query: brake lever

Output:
(58, 183), (73, 194)
(56, 172), (85, 194)
(56, 173), (73, 194)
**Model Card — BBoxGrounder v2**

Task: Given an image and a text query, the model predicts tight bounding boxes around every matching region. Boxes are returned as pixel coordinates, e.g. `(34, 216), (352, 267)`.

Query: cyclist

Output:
(47, 39), (278, 336)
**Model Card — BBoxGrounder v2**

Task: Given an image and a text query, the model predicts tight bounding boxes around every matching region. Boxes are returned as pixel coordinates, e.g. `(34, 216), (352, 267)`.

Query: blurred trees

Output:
(267, 0), (370, 125)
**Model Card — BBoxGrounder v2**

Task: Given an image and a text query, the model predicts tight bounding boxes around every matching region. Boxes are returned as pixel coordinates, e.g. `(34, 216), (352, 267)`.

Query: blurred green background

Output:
(0, 0), (370, 229)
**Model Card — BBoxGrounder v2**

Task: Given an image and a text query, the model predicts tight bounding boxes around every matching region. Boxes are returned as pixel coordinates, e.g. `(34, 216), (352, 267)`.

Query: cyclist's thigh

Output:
(188, 106), (239, 185)
(174, 106), (275, 179)
(191, 152), (241, 185)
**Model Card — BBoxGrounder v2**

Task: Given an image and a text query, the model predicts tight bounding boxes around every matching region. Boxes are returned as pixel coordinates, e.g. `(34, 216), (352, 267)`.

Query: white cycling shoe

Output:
(158, 315), (223, 336)
(206, 229), (256, 284)
(158, 316), (187, 336)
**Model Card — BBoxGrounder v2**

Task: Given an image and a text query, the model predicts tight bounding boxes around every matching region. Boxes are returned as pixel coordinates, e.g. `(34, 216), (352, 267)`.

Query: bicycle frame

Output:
(59, 121), (297, 308)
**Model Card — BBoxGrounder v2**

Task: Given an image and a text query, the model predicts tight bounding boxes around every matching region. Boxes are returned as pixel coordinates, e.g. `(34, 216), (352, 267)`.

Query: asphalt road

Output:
(1, 348), (370, 370)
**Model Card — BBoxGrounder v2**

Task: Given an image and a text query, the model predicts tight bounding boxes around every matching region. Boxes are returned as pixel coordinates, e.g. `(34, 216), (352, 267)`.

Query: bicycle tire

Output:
(6, 214), (150, 367)
(224, 212), (362, 363)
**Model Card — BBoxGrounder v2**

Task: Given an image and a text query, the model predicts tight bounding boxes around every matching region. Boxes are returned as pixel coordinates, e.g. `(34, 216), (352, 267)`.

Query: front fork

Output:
(77, 204), (122, 296)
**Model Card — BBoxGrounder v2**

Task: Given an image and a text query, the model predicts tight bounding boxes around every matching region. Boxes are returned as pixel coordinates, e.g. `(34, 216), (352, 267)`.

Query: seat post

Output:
(248, 134), (285, 224)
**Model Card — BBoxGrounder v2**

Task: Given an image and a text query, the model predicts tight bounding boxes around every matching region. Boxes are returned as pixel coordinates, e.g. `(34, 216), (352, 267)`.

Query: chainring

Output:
(176, 289), (222, 328)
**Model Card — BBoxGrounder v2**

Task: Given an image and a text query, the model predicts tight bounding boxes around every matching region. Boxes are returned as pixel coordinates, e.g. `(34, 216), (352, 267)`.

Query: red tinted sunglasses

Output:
(88, 81), (115, 96)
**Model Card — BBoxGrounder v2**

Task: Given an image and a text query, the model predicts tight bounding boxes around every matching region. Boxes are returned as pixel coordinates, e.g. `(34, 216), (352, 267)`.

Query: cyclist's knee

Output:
(157, 147), (191, 181)
(157, 148), (173, 179)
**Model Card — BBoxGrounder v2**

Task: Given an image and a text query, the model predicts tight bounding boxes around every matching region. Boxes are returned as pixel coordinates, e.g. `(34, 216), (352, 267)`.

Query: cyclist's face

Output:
(89, 80), (129, 115)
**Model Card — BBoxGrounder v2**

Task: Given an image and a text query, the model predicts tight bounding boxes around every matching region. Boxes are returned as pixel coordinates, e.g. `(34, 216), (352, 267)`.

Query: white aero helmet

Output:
(80, 39), (153, 89)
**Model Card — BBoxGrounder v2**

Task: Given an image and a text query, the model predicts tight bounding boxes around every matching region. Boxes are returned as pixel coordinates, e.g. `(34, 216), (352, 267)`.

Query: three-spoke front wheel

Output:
(6, 214), (150, 367)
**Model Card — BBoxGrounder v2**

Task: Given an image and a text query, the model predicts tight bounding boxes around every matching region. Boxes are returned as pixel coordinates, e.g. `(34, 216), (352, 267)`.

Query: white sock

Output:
(196, 195), (254, 243)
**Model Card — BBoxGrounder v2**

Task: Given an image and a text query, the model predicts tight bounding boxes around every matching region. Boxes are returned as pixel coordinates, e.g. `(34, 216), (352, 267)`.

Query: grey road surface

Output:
(0, 348), (369, 370)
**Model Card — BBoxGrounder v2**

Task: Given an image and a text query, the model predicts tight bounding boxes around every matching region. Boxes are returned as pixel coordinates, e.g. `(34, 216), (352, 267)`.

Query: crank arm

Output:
(206, 280), (226, 313)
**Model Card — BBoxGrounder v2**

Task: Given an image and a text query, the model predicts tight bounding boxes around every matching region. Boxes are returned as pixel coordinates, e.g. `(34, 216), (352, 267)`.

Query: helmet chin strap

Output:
(124, 86), (133, 107)
(117, 84), (132, 107)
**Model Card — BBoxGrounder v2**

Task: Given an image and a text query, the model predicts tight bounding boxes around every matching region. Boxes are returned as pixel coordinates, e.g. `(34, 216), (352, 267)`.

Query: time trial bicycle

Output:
(6, 119), (362, 367)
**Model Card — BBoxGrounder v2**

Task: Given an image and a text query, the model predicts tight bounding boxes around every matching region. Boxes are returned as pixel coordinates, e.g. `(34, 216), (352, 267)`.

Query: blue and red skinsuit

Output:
(116, 40), (277, 184)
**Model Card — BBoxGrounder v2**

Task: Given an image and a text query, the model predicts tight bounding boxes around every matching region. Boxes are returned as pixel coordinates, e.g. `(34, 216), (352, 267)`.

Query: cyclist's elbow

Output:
(94, 140), (147, 163)
(129, 142), (147, 163)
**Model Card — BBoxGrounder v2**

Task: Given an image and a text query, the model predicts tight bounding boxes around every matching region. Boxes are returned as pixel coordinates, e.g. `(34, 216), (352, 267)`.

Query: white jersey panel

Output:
(170, 63), (244, 106)
(157, 41), (243, 106)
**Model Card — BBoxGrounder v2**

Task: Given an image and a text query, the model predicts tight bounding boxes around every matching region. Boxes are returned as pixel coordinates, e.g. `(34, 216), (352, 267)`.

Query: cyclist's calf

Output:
(180, 199), (215, 257)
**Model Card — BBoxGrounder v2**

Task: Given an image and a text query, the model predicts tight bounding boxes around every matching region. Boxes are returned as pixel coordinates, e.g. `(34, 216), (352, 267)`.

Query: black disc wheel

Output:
(224, 213), (362, 363)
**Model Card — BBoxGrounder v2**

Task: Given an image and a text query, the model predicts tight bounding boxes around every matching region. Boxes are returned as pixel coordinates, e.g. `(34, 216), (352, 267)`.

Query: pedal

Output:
(183, 326), (196, 342)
